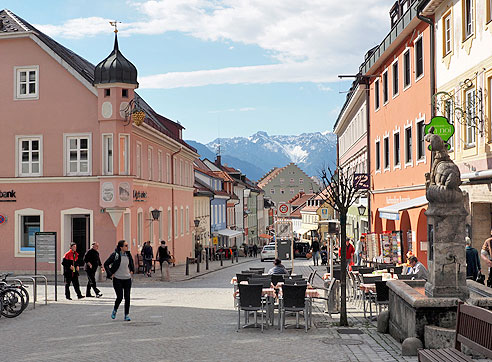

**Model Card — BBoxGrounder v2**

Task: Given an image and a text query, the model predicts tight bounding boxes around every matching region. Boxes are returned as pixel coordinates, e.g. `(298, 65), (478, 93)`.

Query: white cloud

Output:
(317, 84), (333, 92)
(35, 0), (394, 88)
(207, 107), (255, 113)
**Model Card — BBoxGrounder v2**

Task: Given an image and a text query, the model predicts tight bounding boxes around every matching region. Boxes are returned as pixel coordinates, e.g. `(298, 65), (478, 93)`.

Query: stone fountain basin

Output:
(387, 279), (492, 344)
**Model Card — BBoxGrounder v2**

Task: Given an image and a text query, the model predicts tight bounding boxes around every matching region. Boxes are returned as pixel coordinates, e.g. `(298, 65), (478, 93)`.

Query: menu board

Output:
(366, 233), (380, 261)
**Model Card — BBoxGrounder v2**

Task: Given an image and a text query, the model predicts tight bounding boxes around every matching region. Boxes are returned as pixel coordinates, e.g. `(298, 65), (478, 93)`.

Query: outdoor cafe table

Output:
(359, 274), (398, 319)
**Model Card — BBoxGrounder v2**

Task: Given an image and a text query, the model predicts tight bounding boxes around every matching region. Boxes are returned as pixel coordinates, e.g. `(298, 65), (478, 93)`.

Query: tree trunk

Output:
(339, 212), (348, 326)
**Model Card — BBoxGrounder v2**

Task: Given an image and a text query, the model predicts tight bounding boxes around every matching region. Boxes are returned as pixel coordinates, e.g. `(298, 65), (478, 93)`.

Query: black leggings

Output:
(113, 277), (132, 315)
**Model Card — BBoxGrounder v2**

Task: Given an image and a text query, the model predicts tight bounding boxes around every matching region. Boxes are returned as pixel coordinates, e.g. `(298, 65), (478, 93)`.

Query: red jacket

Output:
(339, 243), (355, 260)
(62, 250), (80, 276)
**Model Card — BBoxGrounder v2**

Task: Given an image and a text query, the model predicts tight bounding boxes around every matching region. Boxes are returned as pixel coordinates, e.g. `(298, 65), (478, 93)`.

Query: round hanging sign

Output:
(278, 204), (289, 214)
(0, 215), (5, 224)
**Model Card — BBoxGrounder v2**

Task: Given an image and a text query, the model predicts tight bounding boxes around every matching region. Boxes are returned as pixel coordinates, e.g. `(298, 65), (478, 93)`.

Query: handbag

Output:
(476, 272), (485, 285)
(305, 252), (312, 259)
(169, 255), (176, 264)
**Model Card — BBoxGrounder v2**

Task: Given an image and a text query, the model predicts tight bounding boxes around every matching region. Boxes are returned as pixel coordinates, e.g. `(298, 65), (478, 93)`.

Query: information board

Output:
(35, 232), (56, 263)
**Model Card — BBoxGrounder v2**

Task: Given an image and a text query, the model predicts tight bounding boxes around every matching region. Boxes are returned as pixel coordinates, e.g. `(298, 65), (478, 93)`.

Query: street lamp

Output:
(357, 204), (367, 216)
(194, 219), (200, 228)
(150, 209), (161, 221)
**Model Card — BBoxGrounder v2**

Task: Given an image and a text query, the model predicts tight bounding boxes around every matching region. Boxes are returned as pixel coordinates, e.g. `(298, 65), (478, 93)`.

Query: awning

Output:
(259, 233), (273, 239)
(379, 196), (428, 220)
(296, 227), (315, 236)
(217, 229), (243, 238)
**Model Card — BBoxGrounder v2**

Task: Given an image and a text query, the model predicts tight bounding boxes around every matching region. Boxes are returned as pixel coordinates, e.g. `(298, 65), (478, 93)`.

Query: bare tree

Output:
(319, 165), (361, 326)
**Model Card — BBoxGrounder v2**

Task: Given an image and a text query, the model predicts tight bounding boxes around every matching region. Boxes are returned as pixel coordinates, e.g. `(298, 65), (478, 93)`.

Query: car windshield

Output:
(263, 246), (275, 250)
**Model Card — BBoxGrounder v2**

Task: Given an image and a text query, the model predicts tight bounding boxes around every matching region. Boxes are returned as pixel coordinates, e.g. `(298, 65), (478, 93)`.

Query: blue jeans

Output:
(312, 251), (320, 265)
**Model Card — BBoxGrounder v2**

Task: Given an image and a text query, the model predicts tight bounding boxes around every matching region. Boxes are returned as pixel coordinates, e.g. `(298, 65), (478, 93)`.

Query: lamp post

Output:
(357, 204), (367, 216)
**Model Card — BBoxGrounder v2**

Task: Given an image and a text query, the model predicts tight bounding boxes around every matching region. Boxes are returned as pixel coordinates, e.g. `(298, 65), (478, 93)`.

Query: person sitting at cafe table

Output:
(408, 256), (428, 280)
(267, 258), (290, 275)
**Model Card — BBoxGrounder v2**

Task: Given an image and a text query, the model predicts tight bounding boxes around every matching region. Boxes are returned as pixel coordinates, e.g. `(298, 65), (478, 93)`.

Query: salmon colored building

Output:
(0, 10), (198, 273)
(361, 1), (432, 265)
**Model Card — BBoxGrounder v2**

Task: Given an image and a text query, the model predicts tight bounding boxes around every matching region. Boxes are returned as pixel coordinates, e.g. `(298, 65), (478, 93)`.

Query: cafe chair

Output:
(361, 275), (382, 319)
(237, 284), (267, 332)
(372, 281), (389, 314)
(391, 266), (403, 275)
(283, 279), (307, 286)
(307, 270), (318, 285)
(271, 274), (285, 286)
(236, 273), (252, 284)
(249, 267), (265, 273)
(249, 277), (272, 288)
(279, 284), (308, 332)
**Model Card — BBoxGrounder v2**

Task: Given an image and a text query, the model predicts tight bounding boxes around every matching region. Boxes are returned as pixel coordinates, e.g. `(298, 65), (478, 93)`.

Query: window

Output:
(375, 141), (381, 171)
(270, 189), (275, 194)
(290, 189), (295, 194)
(383, 137), (390, 169)
(394, 132), (400, 166)
(21, 215), (40, 251)
(166, 154), (171, 183)
(159, 209), (163, 239)
(299, 178), (304, 184)
(375, 79), (380, 110)
(290, 178), (294, 184)
(158, 150), (162, 182)
(415, 37), (423, 79)
(148, 147), (153, 181)
(382, 71), (389, 104)
(17, 137), (42, 176)
(15, 66), (38, 99)
(280, 178), (285, 184)
(488, 0), (492, 23)
(180, 160), (184, 185)
(405, 127), (413, 164)
(174, 207), (178, 237)
(403, 50), (411, 88)
(119, 135), (130, 175)
(149, 210), (154, 243)
(180, 207), (184, 235)
(417, 120), (425, 160)
(186, 207), (190, 233)
(445, 100), (454, 149)
(280, 189), (285, 194)
(104, 89), (110, 97)
(65, 134), (91, 176)
(299, 188), (304, 193)
(463, 0), (474, 39)
(122, 89), (128, 98)
(136, 143), (142, 178)
(465, 88), (476, 146)
(222, 205), (225, 223)
(173, 159), (177, 184)
(102, 134), (113, 175)
(443, 12), (452, 56)
(392, 61), (399, 96)
(167, 208), (172, 240)
(137, 211), (143, 246)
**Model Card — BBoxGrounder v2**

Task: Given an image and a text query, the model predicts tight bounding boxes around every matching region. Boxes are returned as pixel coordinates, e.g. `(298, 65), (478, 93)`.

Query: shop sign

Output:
(212, 236), (218, 245)
(0, 214), (6, 224)
(0, 190), (16, 202)
(320, 208), (329, 220)
(353, 173), (369, 190)
(424, 116), (455, 150)
(133, 190), (147, 202)
(101, 182), (114, 202)
(119, 182), (131, 202)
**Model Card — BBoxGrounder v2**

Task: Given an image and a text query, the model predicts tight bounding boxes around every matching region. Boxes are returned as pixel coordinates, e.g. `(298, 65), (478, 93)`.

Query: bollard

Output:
(232, 251), (234, 264)
(185, 257), (190, 276)
(236, 250), (239, 263)
(206, 248), (209, 270)
(197, 257), (200, 273)
(220, 252), (223, 266)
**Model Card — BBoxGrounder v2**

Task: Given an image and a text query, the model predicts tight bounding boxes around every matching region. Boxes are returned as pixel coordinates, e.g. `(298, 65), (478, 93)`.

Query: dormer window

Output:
(122, 89), (128, 98)
(15, 66), (39, 100)
(104, 89), (111, 97)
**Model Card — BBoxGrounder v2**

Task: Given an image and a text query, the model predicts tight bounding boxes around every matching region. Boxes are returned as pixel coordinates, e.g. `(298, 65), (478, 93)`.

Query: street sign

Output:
(354, 173), (369, 190)
(276, 221), (292, 239)
(35, 232), (56, 263)
(0, 214), (5, 224)
(320, 208), (329, 220)
(424, 116), (455, 150)
(212, 236), (218, 245)
(278, 203), (290, 215)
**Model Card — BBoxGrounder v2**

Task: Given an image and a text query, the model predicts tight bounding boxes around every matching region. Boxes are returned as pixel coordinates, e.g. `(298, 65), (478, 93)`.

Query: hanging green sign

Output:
(424, 116), (455, 150)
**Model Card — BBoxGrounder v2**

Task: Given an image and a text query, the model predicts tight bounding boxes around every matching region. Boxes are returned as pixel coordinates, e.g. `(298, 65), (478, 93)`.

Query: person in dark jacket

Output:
(253, 244), (258, 258)
(104, 240), (134, 321)
(141, 241), (153, 277)
(156, 240), (171, 281)
(62, 242), (84, 300)
(465, 237), (481, 281)
(311, 238), (321, 266)
(83, 242), (104, 298)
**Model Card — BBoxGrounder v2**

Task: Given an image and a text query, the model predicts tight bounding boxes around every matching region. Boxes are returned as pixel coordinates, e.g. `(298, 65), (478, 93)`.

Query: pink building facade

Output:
(0, 10), (198, 273)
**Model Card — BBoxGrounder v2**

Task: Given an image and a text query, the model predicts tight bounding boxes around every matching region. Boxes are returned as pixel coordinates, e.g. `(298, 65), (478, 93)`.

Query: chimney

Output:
(215, 155), (221, 167)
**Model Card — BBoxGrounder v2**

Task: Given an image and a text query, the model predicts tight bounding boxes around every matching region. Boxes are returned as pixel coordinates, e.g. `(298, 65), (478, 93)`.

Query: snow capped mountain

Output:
(188, 131), (337, 181)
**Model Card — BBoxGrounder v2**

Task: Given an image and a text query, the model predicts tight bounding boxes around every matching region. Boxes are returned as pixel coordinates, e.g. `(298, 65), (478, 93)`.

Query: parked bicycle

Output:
(0, 273), (29, 318)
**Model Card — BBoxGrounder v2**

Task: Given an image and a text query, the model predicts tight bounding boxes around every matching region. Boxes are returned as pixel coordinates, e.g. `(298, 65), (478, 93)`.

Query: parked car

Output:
(260, 245), (276, 262)
(294, 242), (310, 258)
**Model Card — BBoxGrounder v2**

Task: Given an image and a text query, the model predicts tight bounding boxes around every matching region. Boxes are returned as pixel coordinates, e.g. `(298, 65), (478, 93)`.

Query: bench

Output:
(418, 302), (492, 361)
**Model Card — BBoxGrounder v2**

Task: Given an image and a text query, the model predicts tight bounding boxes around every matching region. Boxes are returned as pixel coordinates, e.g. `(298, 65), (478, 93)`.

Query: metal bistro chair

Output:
(242, 270), (262, 275)
(307, 270), (318, 285)
(249, 267), (265, 273)
(283, 279), (307, 286)
(237, 284), (267, 332)
(271, 274), (285, 286)
(279, 284), (309, 332)
(372, 281), (389, 314)
(236, 273), (252, 284)
(391, 266), (403, 275)
(361, 275), (382, 319)
(249, 277), (272, 288)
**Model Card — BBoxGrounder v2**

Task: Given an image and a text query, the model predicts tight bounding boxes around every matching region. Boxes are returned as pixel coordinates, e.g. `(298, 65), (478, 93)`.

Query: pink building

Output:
(0, 10), (198, 273)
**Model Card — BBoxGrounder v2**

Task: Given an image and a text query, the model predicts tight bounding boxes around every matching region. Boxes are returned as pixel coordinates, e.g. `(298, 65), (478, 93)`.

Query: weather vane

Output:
(109, 20), (121, 33)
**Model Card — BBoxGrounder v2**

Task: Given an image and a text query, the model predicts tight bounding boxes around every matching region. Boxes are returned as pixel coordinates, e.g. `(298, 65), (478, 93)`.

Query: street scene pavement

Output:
(1, 258), (417, 362)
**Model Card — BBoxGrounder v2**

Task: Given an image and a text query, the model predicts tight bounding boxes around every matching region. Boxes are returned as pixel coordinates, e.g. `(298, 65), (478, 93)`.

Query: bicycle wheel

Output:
(1, 288), (25, 318)
(14, 284), (29, 311)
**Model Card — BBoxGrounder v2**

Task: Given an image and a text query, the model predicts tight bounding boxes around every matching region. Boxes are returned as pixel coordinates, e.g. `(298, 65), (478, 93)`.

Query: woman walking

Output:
(156, 240), (171, 281)
(104, 240), (134, 321)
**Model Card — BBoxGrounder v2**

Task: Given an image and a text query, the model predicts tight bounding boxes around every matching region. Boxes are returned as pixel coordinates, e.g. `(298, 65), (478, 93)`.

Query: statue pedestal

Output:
(424, 203), (469, 300)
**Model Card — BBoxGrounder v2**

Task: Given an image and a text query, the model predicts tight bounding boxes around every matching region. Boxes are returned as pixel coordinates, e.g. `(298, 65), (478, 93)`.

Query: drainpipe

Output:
(363, 76), (371, 233)
(417, 0), (435, 118)
(171, 146), (182, 259)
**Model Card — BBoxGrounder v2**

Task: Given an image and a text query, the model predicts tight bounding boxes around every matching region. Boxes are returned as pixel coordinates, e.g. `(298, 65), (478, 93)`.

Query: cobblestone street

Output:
(0, 258), (420, 362)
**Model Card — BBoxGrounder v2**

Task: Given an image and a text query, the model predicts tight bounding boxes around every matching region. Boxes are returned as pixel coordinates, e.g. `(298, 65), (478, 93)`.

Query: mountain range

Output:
(186, 131), (337, 181)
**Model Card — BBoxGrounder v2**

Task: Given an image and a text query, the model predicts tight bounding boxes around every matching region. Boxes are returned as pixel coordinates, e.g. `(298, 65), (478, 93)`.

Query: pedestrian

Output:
(83, 242), (104, 298)
(355, 236), (365, 266)
(338, 239), (356, 269)
(408, 256), (428, 280)
(141, 241), (153, 277)
(253, 244), (258, 258)
(156, 240), (171, 281)
(61, 242), (84, 300)
(311, 238), (321, 266)
(104, 240), (134, 321)
(267, 258), (289, 275)
(249, 244), (253, 257)
(465, 237), (481, 281)
(481, 233), (492, 287)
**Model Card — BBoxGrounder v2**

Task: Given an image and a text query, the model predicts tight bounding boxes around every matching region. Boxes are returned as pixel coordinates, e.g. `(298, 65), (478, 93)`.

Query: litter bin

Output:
(276, 239), (292, 260)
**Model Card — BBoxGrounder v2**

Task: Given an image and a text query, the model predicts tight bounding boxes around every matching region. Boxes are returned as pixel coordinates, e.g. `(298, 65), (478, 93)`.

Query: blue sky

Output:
(3, 0), (394, 143)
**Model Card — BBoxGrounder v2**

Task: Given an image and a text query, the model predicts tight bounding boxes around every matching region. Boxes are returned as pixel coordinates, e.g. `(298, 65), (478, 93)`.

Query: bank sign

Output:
(0, 190), (16, 202)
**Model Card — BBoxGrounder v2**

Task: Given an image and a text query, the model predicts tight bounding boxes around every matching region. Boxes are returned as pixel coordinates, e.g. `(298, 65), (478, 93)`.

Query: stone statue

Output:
(424, 127), (463, 207)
